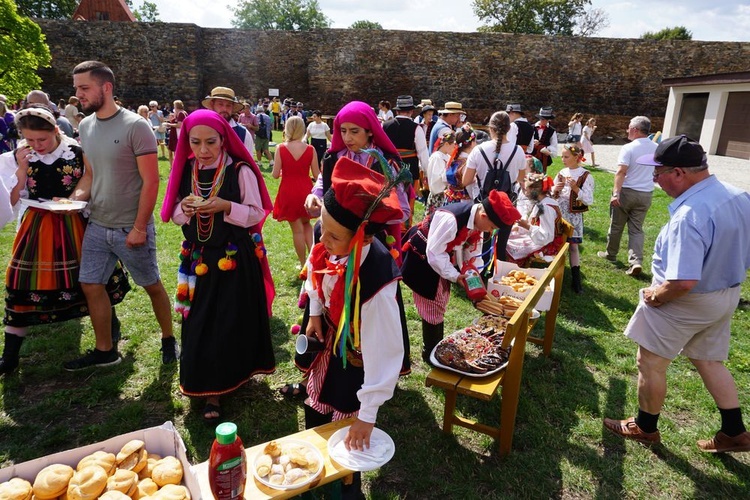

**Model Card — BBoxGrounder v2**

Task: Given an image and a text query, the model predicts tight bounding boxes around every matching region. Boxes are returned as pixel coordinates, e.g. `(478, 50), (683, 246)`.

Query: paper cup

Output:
(296, 335), (325, 354)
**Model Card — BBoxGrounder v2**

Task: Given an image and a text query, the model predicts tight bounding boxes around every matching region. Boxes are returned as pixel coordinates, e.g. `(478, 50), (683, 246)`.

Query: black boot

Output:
(421, 320), (444, 365)
(0, 332), (24, 375)
(571, 266), (583, 294)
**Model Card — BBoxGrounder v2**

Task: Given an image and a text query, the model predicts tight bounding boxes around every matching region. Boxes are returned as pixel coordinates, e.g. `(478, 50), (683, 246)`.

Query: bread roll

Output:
(116, 440), (145, 472)
(77, 451), (116, 476)
(136, 478), (158, 498)
(32, 464), (74, 500)
(98, 491), (130, 500)
(151, 484), (190, 500)
(0, 477), (33, 500)
(66, 465), (107, 500)
(150, 456), (182, 487)
(105, 469), (138, 497)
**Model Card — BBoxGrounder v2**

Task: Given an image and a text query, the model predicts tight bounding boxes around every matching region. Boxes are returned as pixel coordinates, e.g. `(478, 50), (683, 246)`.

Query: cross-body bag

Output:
(478, 145), (518, 203)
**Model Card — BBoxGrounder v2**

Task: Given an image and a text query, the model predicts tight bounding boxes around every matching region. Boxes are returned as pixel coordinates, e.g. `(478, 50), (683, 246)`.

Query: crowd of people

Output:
(1, 59), (749, 499)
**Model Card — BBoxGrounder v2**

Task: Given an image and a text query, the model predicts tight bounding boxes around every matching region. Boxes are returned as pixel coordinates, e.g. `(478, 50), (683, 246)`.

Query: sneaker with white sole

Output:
(63, 348), (121, 371)
(626, 264), (643, 276)
(597, 251), (616, 262)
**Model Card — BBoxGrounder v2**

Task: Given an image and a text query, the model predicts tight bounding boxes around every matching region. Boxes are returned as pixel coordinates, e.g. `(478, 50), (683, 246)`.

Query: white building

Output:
(662, 71), (750, 160)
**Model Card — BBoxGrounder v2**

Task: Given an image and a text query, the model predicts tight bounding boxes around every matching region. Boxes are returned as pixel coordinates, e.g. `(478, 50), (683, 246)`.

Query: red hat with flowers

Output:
(482, 190), (521, 228)
(323, 157), (403, 234)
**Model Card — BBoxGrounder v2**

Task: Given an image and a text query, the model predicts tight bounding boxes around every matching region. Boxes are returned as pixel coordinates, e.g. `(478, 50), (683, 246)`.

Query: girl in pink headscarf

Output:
(160, 109), (275, 423)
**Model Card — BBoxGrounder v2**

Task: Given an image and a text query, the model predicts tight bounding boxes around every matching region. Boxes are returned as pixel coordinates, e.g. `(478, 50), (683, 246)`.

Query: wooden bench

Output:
(425, 242), (568, 455)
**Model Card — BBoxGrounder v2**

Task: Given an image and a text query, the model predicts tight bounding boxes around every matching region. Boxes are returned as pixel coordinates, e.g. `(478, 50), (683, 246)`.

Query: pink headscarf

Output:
(159, 109), (275, 316)
(328, 101), (399, 157)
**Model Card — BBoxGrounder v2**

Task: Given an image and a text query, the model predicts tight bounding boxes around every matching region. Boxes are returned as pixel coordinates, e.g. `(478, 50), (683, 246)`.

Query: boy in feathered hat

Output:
(302, 155), (407, 497)
(401, 192), (521, 364)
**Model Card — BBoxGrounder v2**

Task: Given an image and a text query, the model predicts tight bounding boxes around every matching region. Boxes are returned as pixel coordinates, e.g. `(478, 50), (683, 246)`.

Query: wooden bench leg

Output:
(443, 390), (457, 433)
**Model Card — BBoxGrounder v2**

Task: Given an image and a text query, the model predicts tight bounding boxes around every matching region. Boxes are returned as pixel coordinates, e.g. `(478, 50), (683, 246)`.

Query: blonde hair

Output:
(284, 115), (305, 142)
(137, 105), (149, 118)
(173, 100), (184, 110)
(586, 117), (596, 126)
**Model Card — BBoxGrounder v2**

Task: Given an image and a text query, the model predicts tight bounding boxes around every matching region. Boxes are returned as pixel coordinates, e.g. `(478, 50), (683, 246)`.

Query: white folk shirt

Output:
(304, 245), (403, 424)
(426, 204), (484, 282)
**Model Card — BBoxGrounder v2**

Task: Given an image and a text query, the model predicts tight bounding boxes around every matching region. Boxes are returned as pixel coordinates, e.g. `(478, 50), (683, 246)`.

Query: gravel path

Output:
(585, 144), (750, 193)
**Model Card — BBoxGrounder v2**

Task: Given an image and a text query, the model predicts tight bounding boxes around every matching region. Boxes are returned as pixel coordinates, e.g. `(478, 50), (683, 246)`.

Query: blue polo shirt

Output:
(651, 175), (750, 293)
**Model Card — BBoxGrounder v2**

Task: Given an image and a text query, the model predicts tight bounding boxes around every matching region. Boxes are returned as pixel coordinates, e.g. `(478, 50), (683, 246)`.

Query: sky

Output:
(148, 0), (750, 42)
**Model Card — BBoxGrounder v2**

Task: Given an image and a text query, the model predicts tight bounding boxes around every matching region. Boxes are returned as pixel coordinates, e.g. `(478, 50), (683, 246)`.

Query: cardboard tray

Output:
(488, 260), (554, 311)
(0, 421), (199, 497)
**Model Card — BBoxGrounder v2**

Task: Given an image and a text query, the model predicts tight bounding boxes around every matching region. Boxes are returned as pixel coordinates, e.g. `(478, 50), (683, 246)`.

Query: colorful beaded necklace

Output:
(192, 152), (228, 242)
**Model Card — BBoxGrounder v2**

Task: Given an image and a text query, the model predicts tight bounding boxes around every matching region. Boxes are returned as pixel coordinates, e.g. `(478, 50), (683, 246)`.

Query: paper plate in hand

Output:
(20, 199), (87, 212)
(252, 439), (324, 491)
(327, 426), (395, 472)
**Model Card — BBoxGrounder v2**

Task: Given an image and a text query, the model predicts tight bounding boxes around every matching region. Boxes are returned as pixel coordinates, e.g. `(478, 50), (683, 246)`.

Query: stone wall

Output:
(37, 20), (750, 140)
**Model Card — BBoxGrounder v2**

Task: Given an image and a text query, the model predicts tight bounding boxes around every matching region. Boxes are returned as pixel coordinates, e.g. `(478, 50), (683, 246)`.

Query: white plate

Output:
(327, 426), (395, 472)
(530, 309), (540, 320)
(252, 439), (324, 491)
(20, 199), (87, 212)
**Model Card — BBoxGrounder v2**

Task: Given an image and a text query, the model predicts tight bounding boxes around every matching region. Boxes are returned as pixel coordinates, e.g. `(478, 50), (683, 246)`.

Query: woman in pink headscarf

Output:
(160, 109), (275, 423)
(303, 101), (411, 263)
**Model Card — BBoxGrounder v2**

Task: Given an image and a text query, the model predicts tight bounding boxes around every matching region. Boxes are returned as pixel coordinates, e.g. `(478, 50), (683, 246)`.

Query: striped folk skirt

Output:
(4, 208), (129, 327)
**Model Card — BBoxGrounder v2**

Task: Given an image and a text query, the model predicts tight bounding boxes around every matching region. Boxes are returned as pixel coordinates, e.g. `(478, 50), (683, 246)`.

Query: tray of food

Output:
(430, 328), (511, 377)
(253, 439), (323, 491)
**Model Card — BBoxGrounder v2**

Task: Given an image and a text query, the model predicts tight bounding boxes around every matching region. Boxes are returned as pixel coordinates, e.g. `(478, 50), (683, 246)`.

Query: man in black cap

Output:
(505, 103), (534, 154)
(383, 95), (429, 226)
(604, 135), (750, 453)
(532, 107), (558, 173)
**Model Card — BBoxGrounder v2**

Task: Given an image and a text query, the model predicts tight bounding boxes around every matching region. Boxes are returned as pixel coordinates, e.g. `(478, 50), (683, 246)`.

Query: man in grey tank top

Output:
(64, 60), (177, 371)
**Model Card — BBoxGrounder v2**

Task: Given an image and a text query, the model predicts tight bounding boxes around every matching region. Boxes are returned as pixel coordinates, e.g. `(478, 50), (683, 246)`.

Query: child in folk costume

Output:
(302, 156), (408, 498)
(401, 192), (521, 364)
(424, 131), (455, 215)
(506, 173), (566, 266)
(443, 126), (477, 206)
(551, 145), (595, 293)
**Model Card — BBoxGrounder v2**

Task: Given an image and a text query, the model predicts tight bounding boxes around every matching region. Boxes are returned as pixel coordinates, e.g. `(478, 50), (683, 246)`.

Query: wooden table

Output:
(194, 418), (355, 499)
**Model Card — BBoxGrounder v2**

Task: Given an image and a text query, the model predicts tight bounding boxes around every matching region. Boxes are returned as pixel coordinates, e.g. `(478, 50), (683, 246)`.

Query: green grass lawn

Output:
(1, 137), (749, 498)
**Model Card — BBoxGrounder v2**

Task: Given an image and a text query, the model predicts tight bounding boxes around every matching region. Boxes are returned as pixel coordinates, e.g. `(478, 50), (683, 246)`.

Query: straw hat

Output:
(439, 101), (463, 114)
(201, 87), (244, 114)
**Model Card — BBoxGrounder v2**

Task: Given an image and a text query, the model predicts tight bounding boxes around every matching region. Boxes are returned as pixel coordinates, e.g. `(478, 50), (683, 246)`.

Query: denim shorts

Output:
(79, 221), (161, 287)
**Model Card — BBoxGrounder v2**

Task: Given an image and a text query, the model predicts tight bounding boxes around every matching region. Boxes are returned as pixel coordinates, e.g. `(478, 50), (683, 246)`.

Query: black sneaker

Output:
(63, 348), (121, 371)
(161, 336), (179, 364)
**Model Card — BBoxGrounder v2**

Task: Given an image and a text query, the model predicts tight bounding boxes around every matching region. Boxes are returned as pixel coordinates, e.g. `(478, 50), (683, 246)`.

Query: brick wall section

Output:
(37, 21), (750, 140)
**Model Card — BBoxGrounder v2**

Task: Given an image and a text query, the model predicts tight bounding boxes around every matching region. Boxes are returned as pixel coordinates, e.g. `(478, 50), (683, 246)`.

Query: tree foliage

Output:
(0, 0), (52, 102)
(349, 20), (383, 30)
(641, 26), (692, 40)
(473, 0), (593, 36)
(14, 0), (78, 19)
(130, 1), (160, 22)
(231, 0), (331, 30)
(574, 7), (609, 37)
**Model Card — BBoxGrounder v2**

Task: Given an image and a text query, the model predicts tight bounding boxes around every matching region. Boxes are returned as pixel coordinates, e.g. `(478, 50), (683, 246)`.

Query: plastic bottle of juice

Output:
(461, 263), (487, 301)
(208, 422), (247, 499)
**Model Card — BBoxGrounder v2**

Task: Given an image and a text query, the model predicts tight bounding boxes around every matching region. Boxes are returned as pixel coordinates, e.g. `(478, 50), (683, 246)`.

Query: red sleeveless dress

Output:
(272, 144), (315, 221)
